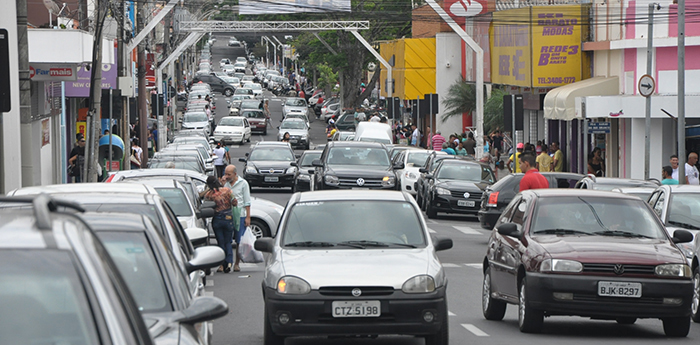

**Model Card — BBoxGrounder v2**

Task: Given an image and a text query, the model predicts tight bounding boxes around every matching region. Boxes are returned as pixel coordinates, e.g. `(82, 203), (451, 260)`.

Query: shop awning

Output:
(544, 77), (619, 121)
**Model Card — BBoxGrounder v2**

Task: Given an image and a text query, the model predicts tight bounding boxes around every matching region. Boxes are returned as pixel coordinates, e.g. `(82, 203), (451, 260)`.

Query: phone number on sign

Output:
(537, 77), (576, 85)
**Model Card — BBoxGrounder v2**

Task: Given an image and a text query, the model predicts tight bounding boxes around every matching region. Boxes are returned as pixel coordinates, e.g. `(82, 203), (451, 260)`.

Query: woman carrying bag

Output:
(202, 176), (237, 273)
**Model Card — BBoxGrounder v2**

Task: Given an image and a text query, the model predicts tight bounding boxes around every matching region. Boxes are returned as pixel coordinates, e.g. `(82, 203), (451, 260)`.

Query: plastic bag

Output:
(239, 227), (264, 263)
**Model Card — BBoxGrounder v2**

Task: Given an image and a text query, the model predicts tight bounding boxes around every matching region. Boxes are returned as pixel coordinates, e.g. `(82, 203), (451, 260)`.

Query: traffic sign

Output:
(638, 74), (655, 97)
(588, 122), (610, 134)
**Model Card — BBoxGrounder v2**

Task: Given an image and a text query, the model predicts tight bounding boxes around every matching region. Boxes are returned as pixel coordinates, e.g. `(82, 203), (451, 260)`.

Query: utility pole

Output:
(85, 0), (108, 182)
(137, 0), (149, 168)
(17, 0), (31, 183)
(678, 0), (686, 183)
(644, 4), (656, 180)
(116, 0), (130, 170)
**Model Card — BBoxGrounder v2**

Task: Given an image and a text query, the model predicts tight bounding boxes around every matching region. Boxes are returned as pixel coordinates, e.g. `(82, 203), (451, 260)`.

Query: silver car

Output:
(277, 118), (309, 150)
(255, 190), (453, 345)
(282, 97), (309, 117)
(181, 112), (211, 135)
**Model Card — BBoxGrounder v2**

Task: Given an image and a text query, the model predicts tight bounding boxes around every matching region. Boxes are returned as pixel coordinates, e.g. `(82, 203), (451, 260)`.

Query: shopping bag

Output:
(239, 227), (264, 263)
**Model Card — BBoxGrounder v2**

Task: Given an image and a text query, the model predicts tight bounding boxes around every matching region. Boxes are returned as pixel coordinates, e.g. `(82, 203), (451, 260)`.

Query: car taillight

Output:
(487, 191), (499, 207)
(105, 174), (115, 182)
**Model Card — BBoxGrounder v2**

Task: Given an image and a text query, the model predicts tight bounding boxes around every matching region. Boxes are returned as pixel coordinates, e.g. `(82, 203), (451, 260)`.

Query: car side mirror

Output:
(185, 246), (225, 273)
(295, 154), (302, 159)
(497, 223), (521, 238)
(239, 158), (247, 162)
(184, 228), (208, 246)
(197, 207), (215, 219)
(290, 162), (298, 167)
(419, 168), (427, 173)
(206, 157), (214, 164)
(312, 159), (323, 167)
(307, 169), (315, 174)
(425, 174), (434, 179)
(433, 237), (453, 252)
(255, 237), (274, 253)
(175, 296), (228, 325)
(672, 229), (694, 244)
(205, 166), (214, 172)
(245, 152), (249, 157)
(393, 162), (405, 170)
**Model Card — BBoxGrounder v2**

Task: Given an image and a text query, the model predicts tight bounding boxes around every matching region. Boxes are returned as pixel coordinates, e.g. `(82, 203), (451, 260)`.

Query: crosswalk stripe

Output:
(428, 228), (437, 233)
(448, 311), (456, 316)
(462, 324), (489, 337)
(453, 226), (483, 235)
(464, 263), (482, 269)
(441, 263), (461, 268)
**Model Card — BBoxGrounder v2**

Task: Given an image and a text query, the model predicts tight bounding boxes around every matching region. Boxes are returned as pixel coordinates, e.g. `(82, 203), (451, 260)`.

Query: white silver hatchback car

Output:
(255, 190), (453, 345)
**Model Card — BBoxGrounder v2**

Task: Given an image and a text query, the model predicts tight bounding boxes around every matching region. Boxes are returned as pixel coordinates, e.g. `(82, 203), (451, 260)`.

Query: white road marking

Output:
(206, 279), (214, 287)
(441, 263), (461, 268)
(229, 145), (240, 149)
(462, 324), (489, 337)
(426, 219), (437, 224)
(448, 311), (456, 316)
(464, 263), (482, 269)
(203, 291), (214, 297)
(428, 228), (437, 233)
(453, 226), (483, 235)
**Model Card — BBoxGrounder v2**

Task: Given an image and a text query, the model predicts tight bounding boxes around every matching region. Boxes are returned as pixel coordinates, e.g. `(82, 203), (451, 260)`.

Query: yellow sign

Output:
(490, 7), (532, 87)
(76, 122), (86, 138)
(531, 5), (585, 87)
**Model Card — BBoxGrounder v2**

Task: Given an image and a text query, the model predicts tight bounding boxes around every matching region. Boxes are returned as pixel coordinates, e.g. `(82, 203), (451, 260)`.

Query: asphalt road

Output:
(200, 35), (700, 345)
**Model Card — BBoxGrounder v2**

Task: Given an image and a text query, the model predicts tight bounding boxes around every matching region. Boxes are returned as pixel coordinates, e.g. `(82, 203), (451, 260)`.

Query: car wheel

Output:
(224, 88), (233, 96)
(663, 317), (691, 337)
(416, 190), (423, 207)
(692, 266), (700, 322)
(483, 267), (507, 320)
(250, 218), (271, 238)
(264, 308), (285, 345)
(424, 305), (448, 345)
(426, 197), (438, 219)
(518, 277), (543, 333)
(616, 318), (637, 325)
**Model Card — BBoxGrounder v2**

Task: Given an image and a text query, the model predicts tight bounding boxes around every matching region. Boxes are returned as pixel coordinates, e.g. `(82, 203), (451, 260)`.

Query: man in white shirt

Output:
(411, 124), (420, 147)
(222, 165), (251, 272)
(369, 114), (381, 122)
(671, 154), (679, 180)
(685, 152), (699, 185)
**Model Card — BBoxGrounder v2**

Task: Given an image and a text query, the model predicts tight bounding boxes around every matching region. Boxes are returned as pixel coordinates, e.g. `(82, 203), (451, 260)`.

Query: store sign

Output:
(443, 0), (493, 25)
(588, 122), (610, 134)
(29, 64), (77, 81)
(490, 5), (588, 87)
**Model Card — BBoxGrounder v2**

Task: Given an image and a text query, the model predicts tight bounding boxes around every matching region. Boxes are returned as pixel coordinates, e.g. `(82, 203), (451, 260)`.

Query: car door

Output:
(496, 197), (530, 297)
(489, 196), (519, 296)
(651, 190), (667, 221)
(244, 119), (252, 140)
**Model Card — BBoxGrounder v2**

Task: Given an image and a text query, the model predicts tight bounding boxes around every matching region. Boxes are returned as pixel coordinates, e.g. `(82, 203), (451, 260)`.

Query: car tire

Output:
(424, 305), (448, 345)
(264, 308), (285, 345)
(224, 88), (234, 97)
(518, 277), (543, 333)
(692, 266), (700, 323)
(615, 318), (637, 325)
(250, 218), (271, 238)
(483, 267), (507, 321)
(426, 197), (438, 219)
(663, 316), (691, 337)
(416, 192), (423, 208)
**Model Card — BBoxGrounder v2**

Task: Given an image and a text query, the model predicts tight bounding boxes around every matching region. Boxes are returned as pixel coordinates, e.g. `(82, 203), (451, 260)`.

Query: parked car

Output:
(239, 142), (298, 189)
(149, 156), (206, 174)
(254, 190), (453, 345)
(312, 141), (398, 190)
(647, 185), (700, 261)
(293, 150), (322, 192)
(393, 148), (436, 196)
(191, 75), (235, 96)
(574, 175), (659, 190)
(611, 186), (657, 201)
(181, 112), (211, 135)
(422, 159), (495, 219)
(415, 153), (462, 208)
(482, 189), (693, 336)
(214, 116), (252, 145)
(333, 111), (357, 131)
(0, 195), (155, 345)
(478, 172), (584, 229)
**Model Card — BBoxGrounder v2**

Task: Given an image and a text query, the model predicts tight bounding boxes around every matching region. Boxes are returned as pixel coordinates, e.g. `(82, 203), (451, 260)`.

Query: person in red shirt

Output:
(519, 153), (549, 192)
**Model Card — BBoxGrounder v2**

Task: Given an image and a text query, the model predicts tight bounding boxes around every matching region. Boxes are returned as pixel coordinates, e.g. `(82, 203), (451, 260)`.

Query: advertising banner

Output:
(490, 7), (531, 87)
(65, 62), (118, 97)
(29, 64), (77, 82)
(531, 6), (584, 87)
(238, 0), (350, 14)
(443, 0), (493, 25)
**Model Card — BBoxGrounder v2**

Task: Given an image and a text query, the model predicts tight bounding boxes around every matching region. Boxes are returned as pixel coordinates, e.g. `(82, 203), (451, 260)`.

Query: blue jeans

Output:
(212, 212), (234, 264)
(234, 217), (246, 244)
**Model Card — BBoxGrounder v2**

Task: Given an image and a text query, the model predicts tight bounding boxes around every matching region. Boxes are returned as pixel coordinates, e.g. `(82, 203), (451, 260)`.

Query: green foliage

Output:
(484, 87), (507, 134)
(317, 63), (338, 90)
(441, 78), (477, 122)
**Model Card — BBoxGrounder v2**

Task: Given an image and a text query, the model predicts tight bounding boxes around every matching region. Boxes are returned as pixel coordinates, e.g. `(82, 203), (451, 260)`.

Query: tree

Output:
(316, 63), (338, 96)
(441, 78), (476, 123)
(484, 87), (507, 135)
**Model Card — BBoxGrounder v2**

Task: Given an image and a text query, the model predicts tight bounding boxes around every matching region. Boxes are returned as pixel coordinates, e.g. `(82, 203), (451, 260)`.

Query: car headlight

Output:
(436, 187), (451, 195)
(245, 166), (257, 174)
(277, 276), (311, 294)
(286, 167), (297, 174)
(655, 264), (692, 278)
(402, 275), (436, 293)
(540, 259), (583, 273)
(404, 171), (417, 179)
(381, 176), (395, 187)
(301, 135), (308, 140)
(298, 174), (310, 181)
(324, 175), (339, 186)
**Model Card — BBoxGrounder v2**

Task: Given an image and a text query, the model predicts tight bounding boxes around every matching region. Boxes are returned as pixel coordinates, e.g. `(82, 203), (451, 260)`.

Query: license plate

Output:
(458, 200), (475, 207)
(598, 281), (642, 298)
(290, 140), (298, 143)
(331, 301), (381, 318)
(264, 176), (279, 182)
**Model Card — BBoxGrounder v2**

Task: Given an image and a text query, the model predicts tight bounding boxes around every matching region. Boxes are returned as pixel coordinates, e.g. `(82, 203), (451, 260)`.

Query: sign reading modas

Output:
(491, 5), (589, 88)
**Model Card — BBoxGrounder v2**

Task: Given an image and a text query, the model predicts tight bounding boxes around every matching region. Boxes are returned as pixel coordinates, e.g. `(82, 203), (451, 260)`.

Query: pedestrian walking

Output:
(685, 152), (699, 185)
(202, 176), (235, 273)
(213, 141), (227, 178)
(222, 165), (251, 272)
(491, 130), (504, 162)
(69, 135), (86, 182)
(661, 165), (679, 185)
(519, 153), (549, 192)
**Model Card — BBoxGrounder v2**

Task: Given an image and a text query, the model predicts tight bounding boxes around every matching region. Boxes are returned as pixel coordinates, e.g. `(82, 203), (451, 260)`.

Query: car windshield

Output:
(0, 250), (100, 344)
(240, 100), (260, 109)
(667, 193), (700, 230)
(531, 196), (667, 238)
(96, 232), (172, 313)
(300, 152), (322, 167)
(219, 117), (245, 127)
(232, 95), (250, 101)
(437, 163), (493, 183)
(406, 151), (430, 167)
(250, 84), (262, 90)
(242, 110), (265, 119)
(327, 147), (390, 166)
(235, 89), (253, 95)
(282, 201), (425, 247)
(150, 160), (204, 173)
(173, 137), (208, 147)
(285, 99), (307, 107)
(249, 148), (295, 161)
(184, 113), (207, 122)
(156, 188), (193, 217)
(281, 121), (306, 130)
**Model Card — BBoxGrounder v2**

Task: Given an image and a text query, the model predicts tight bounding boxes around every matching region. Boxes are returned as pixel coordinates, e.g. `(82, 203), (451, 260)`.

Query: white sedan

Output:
(249, 83), (263, 97)
(213, 116), (251, 144)
(395, 149), (444, 195)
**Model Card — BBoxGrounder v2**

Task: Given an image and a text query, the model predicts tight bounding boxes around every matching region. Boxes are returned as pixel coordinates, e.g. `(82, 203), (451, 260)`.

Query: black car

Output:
(240, 142), (298, 189)
(423, 159), (495, 219)
(312, 141), (399, 190)
(191, 75), (235, 96)
(0, 195), (155, 345)
(333, 111), (357, 131)
(415, 153), (461, 208)
(478, 172), (583, 230)
(293, 150), (322, 192)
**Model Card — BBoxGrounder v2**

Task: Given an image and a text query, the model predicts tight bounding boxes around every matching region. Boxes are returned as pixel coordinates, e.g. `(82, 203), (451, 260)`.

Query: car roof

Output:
(121, 178), (183, 189)
(295, 190), (410, 203)
(9, 183), (158, 196)
(0, 208), (83, 249)
(301, 150), (322, 156)
(327, 141), (385, 149)
(282, 118), (306, 123)
(79, 212), (150, 232)
(665, 185), (700, 193)
(111, 169), (207, 182)
(526, 188), (642, 200)
(254, 141), (291, 148)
